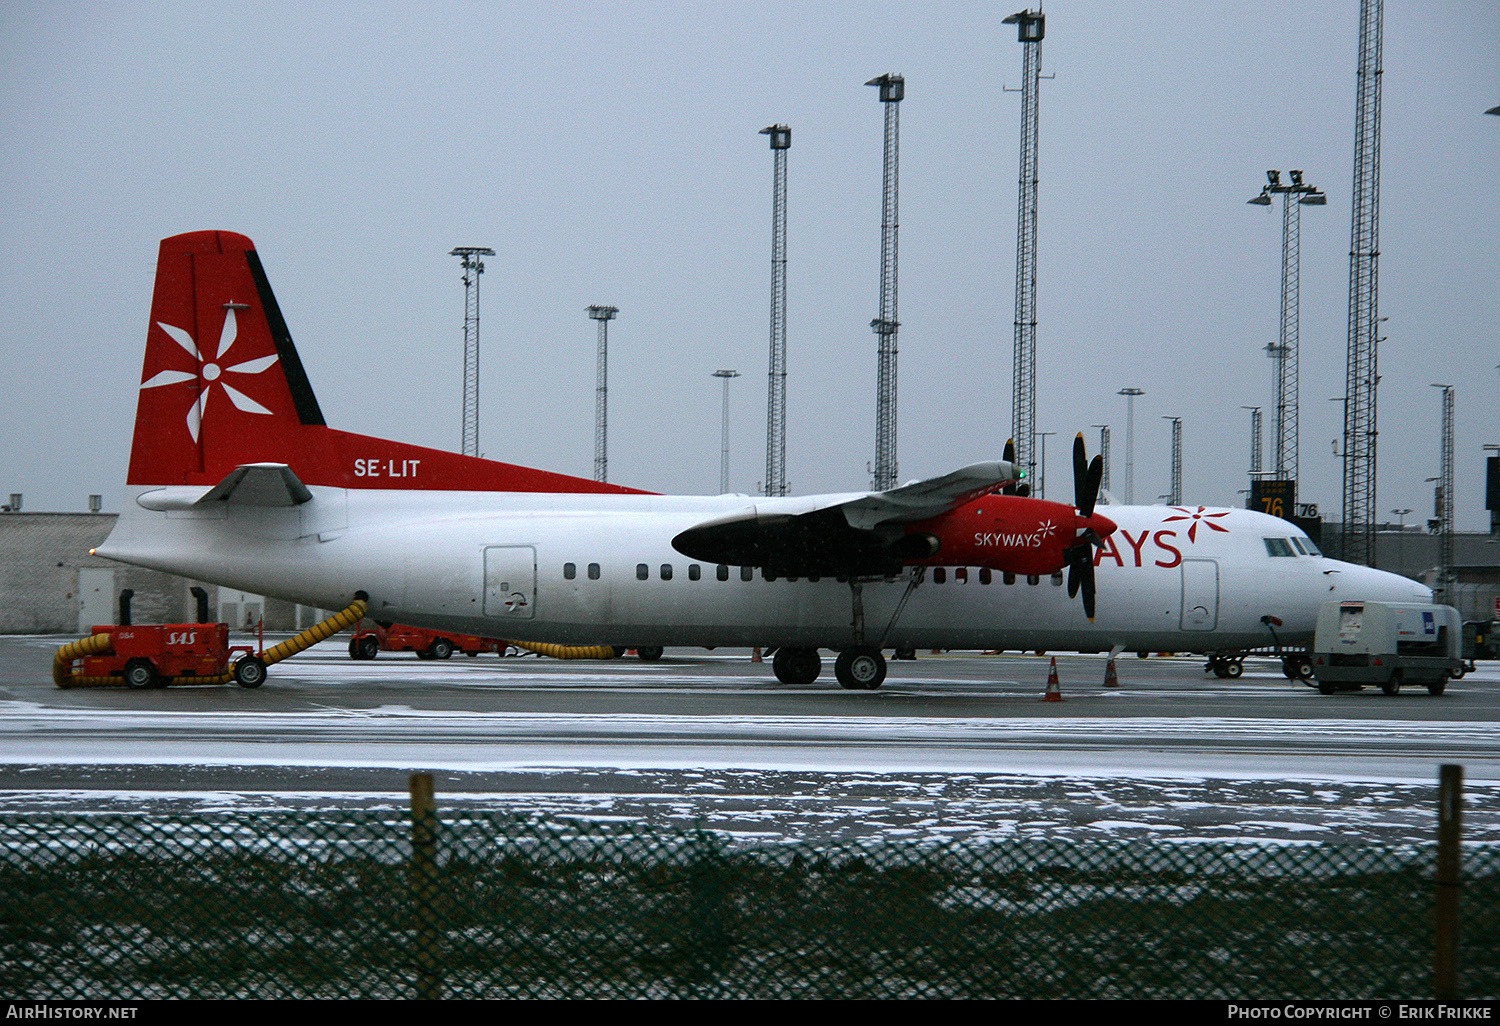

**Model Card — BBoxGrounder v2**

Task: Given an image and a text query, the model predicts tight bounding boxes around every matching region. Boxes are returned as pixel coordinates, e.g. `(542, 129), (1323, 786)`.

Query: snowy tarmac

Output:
(3, 635), (1497, 845)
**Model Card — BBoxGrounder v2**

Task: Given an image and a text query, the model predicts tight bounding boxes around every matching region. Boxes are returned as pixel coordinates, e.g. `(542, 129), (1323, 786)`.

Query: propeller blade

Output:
(1065, 544), (1097, 620)
(1003, 438), (1018, 495)
(1073, 434), (1087, 511)
(1080, 455), (1103, 519)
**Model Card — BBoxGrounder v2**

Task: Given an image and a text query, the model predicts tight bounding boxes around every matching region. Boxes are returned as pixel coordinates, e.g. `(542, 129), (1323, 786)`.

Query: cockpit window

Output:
(1263, 537), (1296, 557)
(1290, 537), (1308, 555)
(1300, 537), (1322, 556)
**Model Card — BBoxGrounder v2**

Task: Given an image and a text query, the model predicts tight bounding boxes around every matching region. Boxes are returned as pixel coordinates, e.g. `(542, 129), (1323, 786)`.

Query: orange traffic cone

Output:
(1042, 657), (1064, 702)
(1103, 658), (1121, 688)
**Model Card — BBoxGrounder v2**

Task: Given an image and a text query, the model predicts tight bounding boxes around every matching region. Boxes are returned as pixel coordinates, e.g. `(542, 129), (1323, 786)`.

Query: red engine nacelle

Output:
(905, 494), (1117, 576)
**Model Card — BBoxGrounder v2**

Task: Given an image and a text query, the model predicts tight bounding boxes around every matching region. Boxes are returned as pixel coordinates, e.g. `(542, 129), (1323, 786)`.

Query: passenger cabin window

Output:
(636, 563), (649, 580)
(588, 563), (601, 580)
(563, 563), (577, 580)
(1263, 537), (1296, 557)
(688, 564), (701, 581)
(955, 568), (968, 584)
(741, 566), (754, 582)
(717, 564), (729, 581)
(979, 568), (992, 585)
(660, 564), (673, 580)
(933, 568), (946, 584)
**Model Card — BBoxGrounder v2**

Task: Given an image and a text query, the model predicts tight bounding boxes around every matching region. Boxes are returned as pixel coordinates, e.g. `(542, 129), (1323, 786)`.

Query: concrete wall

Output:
(0, 513), (313, 633)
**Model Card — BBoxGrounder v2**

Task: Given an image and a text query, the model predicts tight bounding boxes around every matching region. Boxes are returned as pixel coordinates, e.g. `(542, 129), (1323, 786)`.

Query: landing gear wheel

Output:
(428, 637), (455, 660)
(1382, 669), (1403, 696)
(772, 647), (822, 685)
(636, 646), (664, 662)
(835, 647), (886, 690)
(124, 658), (157, 690)
(233, 656), (266, 689)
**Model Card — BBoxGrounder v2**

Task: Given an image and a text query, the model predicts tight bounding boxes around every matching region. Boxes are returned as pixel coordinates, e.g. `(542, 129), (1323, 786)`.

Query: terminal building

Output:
(0, 509), (328, 634)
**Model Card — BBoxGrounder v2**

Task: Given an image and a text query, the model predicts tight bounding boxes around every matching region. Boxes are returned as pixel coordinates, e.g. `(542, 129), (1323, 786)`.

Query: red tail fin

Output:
(128, 231), (646, 494)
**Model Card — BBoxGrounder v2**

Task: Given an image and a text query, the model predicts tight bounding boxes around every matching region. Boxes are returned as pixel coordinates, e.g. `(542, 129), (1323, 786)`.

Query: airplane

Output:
(95, 231), (1432, 689)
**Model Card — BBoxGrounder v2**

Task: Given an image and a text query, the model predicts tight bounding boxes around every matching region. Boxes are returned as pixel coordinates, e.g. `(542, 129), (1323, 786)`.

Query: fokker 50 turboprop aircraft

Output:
(97, 231), (1429, 689)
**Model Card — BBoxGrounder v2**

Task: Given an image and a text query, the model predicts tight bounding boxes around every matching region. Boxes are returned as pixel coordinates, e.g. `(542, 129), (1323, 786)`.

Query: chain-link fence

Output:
(2, 806), (1495, 999)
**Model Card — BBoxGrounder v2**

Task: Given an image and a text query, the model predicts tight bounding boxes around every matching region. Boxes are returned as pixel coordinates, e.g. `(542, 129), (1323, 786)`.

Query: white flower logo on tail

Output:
(139, 304), (279, 441)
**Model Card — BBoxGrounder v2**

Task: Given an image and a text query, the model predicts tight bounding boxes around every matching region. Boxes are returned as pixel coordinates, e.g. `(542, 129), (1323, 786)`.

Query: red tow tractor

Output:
(347, 622), (512, 661)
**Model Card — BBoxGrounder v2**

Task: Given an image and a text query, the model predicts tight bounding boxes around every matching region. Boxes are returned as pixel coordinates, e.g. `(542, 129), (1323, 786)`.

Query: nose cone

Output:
(1329, 561), (1434, 604)
(1089, 512), (1118, 541)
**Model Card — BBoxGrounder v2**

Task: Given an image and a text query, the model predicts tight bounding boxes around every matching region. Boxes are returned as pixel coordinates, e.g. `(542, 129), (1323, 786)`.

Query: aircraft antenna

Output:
(761, 125), (791, 497)
(1004, 9), (1045, 484)
(1341, 0), (1383, 566)
(1432, 384), (1455, 603)
(450, 246), (494, 458)
(1163, 416), (1183, 506)
(588, 305), (618, 483)
(867, 75), (903, 491)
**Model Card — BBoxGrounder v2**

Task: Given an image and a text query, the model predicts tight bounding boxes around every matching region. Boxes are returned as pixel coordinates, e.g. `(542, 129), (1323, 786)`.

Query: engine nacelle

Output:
(904, 494), (1117, 576)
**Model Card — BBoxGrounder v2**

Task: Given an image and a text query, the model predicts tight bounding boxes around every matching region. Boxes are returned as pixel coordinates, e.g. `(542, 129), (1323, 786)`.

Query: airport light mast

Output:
(1243, 406), (1264, 478)
(588, 305), (618, 483)
(1341, 0), (1384, 566)
(761, 124), (791, 497)
(1118, 388), (1144, 504)
(1004, 8), (1044, 484)
(1092, 424), (1111, 495)
(713, 369), (741, 494)
(1163, 416), (1183, 506)
(1432, 383), (1455, 603)
(867, 74), (903, 492)
(1247, 169), (1326, 483)
(450, 246), (494, 458)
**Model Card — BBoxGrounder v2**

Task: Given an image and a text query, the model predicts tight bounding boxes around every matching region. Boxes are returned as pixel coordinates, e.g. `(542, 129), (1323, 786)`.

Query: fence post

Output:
(1434, 763), (1462, 1000)
(410, 772), (442, 1000)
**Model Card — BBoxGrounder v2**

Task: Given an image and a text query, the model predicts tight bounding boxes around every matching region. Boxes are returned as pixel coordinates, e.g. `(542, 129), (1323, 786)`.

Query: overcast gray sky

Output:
(3, 2), (1497, 531)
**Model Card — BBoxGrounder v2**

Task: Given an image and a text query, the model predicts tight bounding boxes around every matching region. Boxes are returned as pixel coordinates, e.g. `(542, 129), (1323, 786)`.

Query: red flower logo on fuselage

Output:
(1162, 506), (1230, 543)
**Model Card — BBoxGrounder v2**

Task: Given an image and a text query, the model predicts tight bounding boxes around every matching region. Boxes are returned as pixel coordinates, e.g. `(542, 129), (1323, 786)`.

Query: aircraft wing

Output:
(671, 461), (1020, 578)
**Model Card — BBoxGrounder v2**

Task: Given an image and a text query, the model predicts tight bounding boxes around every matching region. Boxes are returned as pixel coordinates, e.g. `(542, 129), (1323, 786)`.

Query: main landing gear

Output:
(834, 646), (886, 690)
(772, 646), (822, 686)
(770, 645), (888, 689)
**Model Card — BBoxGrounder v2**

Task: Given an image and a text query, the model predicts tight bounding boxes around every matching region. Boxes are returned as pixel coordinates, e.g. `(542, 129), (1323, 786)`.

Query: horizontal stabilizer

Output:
(197, 463), (313, 507)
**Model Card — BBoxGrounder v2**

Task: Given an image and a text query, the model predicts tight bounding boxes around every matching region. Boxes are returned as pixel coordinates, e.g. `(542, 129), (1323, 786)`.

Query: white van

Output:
(1310, 601), (1463, 695)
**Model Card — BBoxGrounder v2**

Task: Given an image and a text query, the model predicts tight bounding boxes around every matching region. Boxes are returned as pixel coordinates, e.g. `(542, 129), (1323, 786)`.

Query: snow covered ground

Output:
(3, 638), (1497, 845)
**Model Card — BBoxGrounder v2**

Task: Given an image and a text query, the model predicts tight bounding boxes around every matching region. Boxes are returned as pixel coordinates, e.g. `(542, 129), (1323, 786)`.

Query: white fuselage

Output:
(97, 487), (1431, 655)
